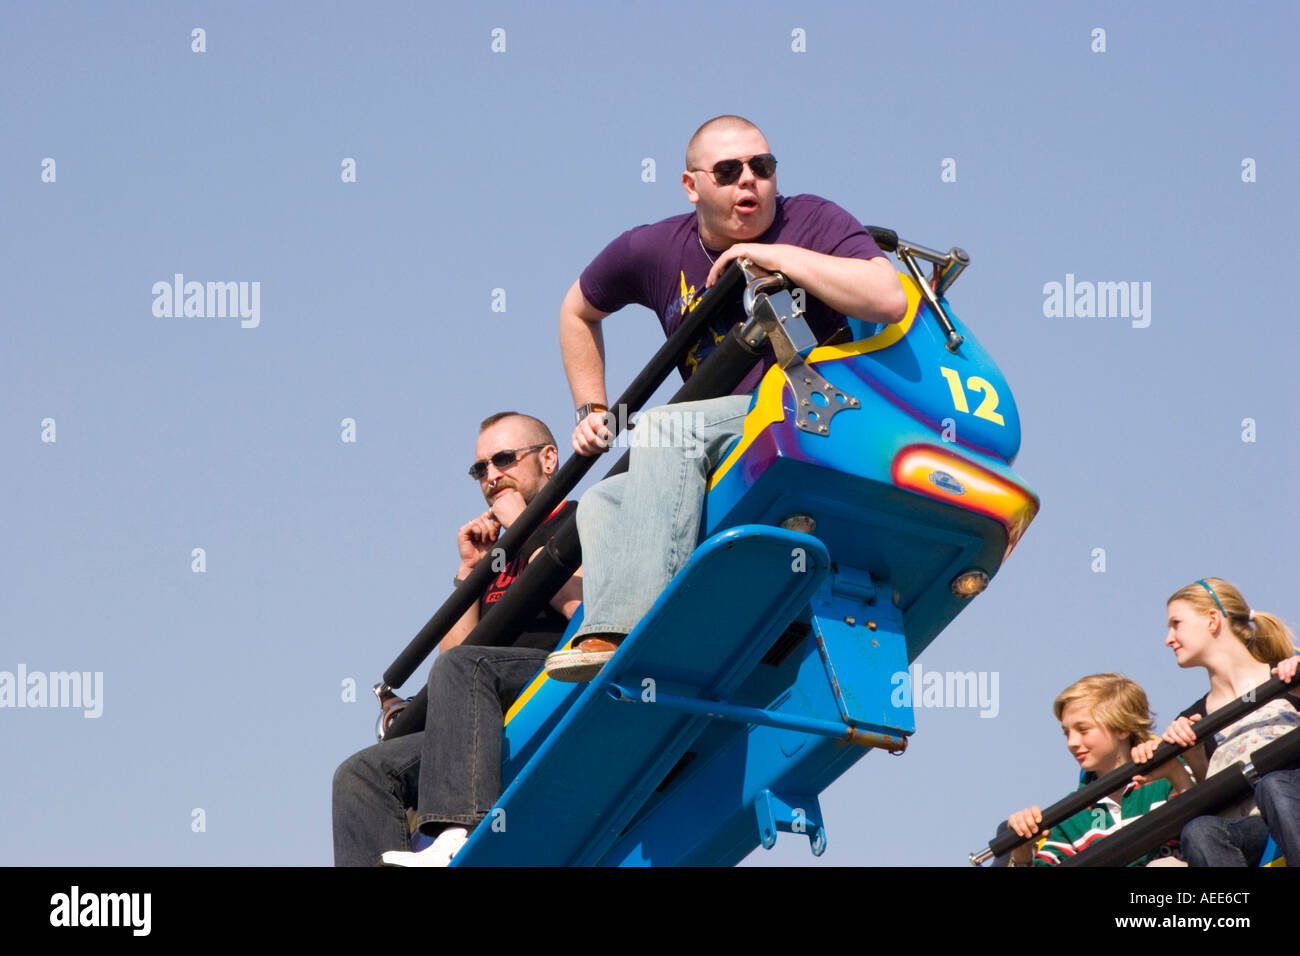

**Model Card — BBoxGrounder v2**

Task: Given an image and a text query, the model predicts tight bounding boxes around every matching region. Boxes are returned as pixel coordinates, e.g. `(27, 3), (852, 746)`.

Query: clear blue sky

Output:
(2, 0), (1297, 866)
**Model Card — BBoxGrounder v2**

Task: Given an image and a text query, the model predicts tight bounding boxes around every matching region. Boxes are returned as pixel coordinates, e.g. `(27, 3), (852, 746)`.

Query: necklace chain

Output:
(697, 231), (716, 265)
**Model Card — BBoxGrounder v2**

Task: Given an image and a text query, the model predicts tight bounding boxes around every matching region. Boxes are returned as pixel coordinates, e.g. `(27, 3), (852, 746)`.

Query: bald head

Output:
(685, 115), (764, 169)
(478, 411), (555, 448)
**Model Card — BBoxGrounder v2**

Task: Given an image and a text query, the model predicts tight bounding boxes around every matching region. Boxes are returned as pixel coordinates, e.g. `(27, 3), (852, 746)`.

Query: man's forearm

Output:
(708, 244), (907, 325)
(549, 567), (583, 621)
(439, 588), (479, 651)
(779, 249), (907, 324)
(559, 282), (609, 407)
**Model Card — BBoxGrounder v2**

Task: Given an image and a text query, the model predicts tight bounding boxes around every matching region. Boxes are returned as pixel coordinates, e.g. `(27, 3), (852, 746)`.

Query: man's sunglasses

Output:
(689, 153), (777, 187)
(468, 444), (549, 480)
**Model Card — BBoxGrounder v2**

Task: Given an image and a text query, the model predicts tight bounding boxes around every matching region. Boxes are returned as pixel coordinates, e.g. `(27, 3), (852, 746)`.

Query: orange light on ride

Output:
(891, 444), (1039, 560)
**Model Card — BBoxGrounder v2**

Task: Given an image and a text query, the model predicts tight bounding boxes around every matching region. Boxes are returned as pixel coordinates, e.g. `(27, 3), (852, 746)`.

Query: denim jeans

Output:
(1180, 814), (1270, 867)
(1180, 769), (1300, 866)
(331, 643), (549, 866)
(1255, 768), (1300, 863)
(573, 394), (753, 639)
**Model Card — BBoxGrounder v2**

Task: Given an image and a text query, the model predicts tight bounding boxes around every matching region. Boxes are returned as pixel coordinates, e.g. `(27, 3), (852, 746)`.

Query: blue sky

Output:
(2, 0), (1297, 866)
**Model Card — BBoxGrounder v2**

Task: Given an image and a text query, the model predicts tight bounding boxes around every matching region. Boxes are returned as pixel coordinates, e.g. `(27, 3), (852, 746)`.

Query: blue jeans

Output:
(331, 643), (549, 866)
(1180, 769), (1300, 866)
(1256, 768), (1300, 863)
(1180, 814), (1270, 867)
(574, 394), (753, 639)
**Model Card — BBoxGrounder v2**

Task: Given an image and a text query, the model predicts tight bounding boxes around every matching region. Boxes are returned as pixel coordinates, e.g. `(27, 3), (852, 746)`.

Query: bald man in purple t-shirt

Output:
(544, 115), (907, 682)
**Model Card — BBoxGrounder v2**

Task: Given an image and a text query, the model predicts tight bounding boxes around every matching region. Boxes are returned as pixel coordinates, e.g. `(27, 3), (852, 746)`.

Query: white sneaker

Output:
(380, 826), (468, 867)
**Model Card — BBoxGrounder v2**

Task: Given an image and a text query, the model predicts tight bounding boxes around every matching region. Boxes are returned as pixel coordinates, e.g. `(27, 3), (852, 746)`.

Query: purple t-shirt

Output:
(579, 194), (885, 389)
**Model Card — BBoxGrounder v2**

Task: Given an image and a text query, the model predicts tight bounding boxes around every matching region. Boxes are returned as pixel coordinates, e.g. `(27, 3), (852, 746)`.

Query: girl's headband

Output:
(1196, 579), (1227, 617)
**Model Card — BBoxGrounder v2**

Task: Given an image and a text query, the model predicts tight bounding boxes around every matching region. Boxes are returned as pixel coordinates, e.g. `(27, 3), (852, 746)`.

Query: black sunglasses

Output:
(690, 153), (777, 187)
(468, 443), (549, 480)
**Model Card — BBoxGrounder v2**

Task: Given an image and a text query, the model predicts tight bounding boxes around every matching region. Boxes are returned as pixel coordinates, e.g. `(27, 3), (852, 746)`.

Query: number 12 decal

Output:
(939, 367), (1005, 426)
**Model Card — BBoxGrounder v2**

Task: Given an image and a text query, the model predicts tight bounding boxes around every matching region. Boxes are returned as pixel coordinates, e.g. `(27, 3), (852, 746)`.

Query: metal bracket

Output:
(892, 240), (968, 353)
(737, 260), (860, 436)
(755, 789), (827, 856)
(807, 582), (915, 746)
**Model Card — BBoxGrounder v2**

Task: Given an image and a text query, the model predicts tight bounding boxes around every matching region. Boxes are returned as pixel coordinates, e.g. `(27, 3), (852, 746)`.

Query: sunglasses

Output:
(468, 444), (549, 480)
(689, 153), (777, 187)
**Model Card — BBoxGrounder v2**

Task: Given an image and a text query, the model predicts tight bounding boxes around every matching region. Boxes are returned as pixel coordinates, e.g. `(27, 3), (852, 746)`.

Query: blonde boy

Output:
(1007, 673), (1191, 866)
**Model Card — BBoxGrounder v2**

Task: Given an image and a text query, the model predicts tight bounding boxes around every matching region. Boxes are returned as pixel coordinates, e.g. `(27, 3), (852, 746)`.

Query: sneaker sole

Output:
(545, 650), (613, 683)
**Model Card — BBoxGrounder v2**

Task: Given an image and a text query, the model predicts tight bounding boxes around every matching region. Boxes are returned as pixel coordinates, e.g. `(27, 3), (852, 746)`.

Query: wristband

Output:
(575, 402), (608, 425)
